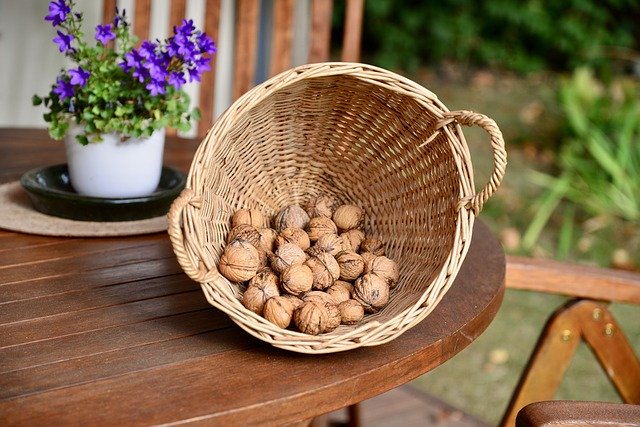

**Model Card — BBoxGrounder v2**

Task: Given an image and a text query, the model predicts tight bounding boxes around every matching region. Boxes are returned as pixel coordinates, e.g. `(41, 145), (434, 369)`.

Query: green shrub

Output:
(522, 67), (640, 266)
(358, 0), (639, 74)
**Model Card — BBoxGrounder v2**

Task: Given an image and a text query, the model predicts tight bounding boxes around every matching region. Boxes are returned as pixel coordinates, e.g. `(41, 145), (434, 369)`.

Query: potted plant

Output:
(32, 0), (216, 198)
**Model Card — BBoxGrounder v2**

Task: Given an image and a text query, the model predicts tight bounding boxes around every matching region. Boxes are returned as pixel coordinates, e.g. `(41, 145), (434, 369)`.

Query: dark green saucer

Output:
(20, 164), (187, 222)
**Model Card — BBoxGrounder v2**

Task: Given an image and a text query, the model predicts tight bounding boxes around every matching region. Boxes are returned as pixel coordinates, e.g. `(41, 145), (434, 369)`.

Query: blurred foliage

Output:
(522, 67), (640, 267)
(354, 0), (639, 74)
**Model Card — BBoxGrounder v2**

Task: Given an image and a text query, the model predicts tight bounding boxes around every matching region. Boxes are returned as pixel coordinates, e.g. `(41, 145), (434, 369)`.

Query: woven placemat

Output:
(0, 181), (167, 237)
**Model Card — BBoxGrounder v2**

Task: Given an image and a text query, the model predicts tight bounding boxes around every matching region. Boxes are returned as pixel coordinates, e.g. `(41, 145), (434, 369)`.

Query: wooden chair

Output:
(102, 0), (364, 138)
(502, 256), (640, 426)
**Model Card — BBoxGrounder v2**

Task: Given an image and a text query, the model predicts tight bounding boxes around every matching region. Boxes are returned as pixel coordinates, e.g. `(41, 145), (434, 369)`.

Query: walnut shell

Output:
(232, 208), (265, 228)
(258, 227), (279, 253)
(338, 299), (365, 325)
(314, 233), (344, 256)
(305, 245), (325, 258)
(335, 250), (365, 281)
(263, 296), (295, 328)
(280, 263), (313, 296)
(301, 291), (340, 333)
(340, 229), (365, 252)
(277, 227), (311, 250)
(294, 301), (329, 335)
(242, 269), (280, 314)
(359, 251), (378, 267)
(326, 280), (353, 304)
(280, 294), (304, 310)
(305, 251), (340, 290)
(219, 240), (261, 282)
(354, 273), (390, 313)
(359, 238), (385, 256)
(364, 255), (400, 288)
(226, 224), (262, 247)
(333, 204), (364, 231)
(273, 204), (310, 232)
(304, 194), (340, 218)
(271, 242), (307, 274)
(306, 216), (338, 242)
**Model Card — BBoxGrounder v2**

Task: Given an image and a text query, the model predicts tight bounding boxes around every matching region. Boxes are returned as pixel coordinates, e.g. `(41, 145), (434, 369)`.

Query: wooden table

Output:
(0, 128), (505, 426)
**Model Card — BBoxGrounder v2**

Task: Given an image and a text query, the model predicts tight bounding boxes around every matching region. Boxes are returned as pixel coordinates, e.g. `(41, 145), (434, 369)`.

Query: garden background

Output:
(340, 0), (640, 424)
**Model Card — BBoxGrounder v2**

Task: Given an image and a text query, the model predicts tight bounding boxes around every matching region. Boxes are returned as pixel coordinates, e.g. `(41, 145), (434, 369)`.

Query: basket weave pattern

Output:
(168, 62), (506, 353)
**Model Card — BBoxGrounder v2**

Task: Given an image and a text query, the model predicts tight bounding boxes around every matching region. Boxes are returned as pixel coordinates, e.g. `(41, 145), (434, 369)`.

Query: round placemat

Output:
(0, 181), (168, 237)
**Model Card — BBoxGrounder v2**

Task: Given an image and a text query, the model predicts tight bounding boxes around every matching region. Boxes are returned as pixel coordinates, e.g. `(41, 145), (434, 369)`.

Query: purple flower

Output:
(139, 40), (157, 59)
(176, 19), (195, 36)
(197, 33), (216, 55)
(53, 76), (74, 99)
(187, 67), (202, 83)
(68, 67), (90, 87)
(146, 79), (165, 96)
(195, 56), (211, 74)
(45, 0), (71, 26)
(53, 30), (74, 53)
(168, 72), (186, 90)
(95, 24), (116, 45)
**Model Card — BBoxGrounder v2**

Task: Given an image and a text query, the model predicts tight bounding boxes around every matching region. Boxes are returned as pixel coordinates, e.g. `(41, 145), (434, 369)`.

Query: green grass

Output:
(405, 67), (640, 425)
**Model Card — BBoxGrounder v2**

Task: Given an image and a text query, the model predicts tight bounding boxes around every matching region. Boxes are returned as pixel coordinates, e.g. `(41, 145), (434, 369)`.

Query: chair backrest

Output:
(102, 0), (364, 138)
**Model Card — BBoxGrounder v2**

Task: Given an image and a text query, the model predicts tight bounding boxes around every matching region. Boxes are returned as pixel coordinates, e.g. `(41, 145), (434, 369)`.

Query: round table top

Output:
(0, 128), (506, 426)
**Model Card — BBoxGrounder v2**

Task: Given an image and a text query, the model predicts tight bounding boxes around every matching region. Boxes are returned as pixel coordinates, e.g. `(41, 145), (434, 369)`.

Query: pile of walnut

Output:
(217, 194), (399, 335)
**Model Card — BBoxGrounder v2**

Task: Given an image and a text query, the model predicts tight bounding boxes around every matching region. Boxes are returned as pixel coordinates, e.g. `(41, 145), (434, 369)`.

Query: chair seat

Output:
(516, 400), (640, 427)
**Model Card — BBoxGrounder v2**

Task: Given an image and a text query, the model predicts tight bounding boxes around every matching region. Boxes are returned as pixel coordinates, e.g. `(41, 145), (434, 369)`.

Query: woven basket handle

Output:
(167, 188), (211, 283)
(444, 110), (507, 214)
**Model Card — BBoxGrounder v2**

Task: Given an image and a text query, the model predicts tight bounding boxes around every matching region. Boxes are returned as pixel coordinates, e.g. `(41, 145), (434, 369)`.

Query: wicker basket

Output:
(167, 62), (507, 354)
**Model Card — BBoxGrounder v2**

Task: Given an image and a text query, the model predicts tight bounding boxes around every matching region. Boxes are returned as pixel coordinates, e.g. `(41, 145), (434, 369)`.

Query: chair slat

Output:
(270, 0), (295, 77)
(308, 0), (333, 63)
(102, 0), (117, 25)
(168, 0), (187, 33)
(233, 0), (261, 101)
(342, 0), (364, 62)
(197, 0), (222, 137)
(133, 0), (151, 42)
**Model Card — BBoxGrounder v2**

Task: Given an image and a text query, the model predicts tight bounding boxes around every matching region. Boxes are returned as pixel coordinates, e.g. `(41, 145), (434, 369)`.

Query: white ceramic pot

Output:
(64, 127), (166, 198)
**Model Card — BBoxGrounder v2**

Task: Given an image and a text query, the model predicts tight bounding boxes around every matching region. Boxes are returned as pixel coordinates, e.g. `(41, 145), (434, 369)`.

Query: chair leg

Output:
(578, 301), (640, 404)
(500, 299), (640, 427)
(500, 299), (582, 427)
(346, 403), (361, 427)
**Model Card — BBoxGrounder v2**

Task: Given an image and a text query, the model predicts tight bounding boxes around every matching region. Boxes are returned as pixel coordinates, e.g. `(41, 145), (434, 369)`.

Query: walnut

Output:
(218, 239), (261, 282)
(333, 204), (364, 231)
(354, 273), (390, 313)
(314, 233), (343, 256)
(280, 263), (313, 296)
(326, 280), (353, 304)
(277, 227), (311, 250)
(270, 242), (307, 274)
(258, 227), (279, 253)
(359, 251), (378, 267)
(232, 208), (265, 228)
(301, 291), (340, 333)
(305, 251), (340, 290)
(263, 296), (295, 328)
(306, 216), (338, 242)
(339, 299), (365, 325)
(305, 245), (325, 258)
(335, 250), (365, 281)
(340, 229), (365, 252)
(226, 224), (262, 247)
(280, 294), (304, 310)
(364, 255), (399, 288)
(304, 193), (340, 218)
(273, 204), (310, 232)
(242, 269), (280, 314)
(294, 301), (328, 335)
(359, 238), (385, 256)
